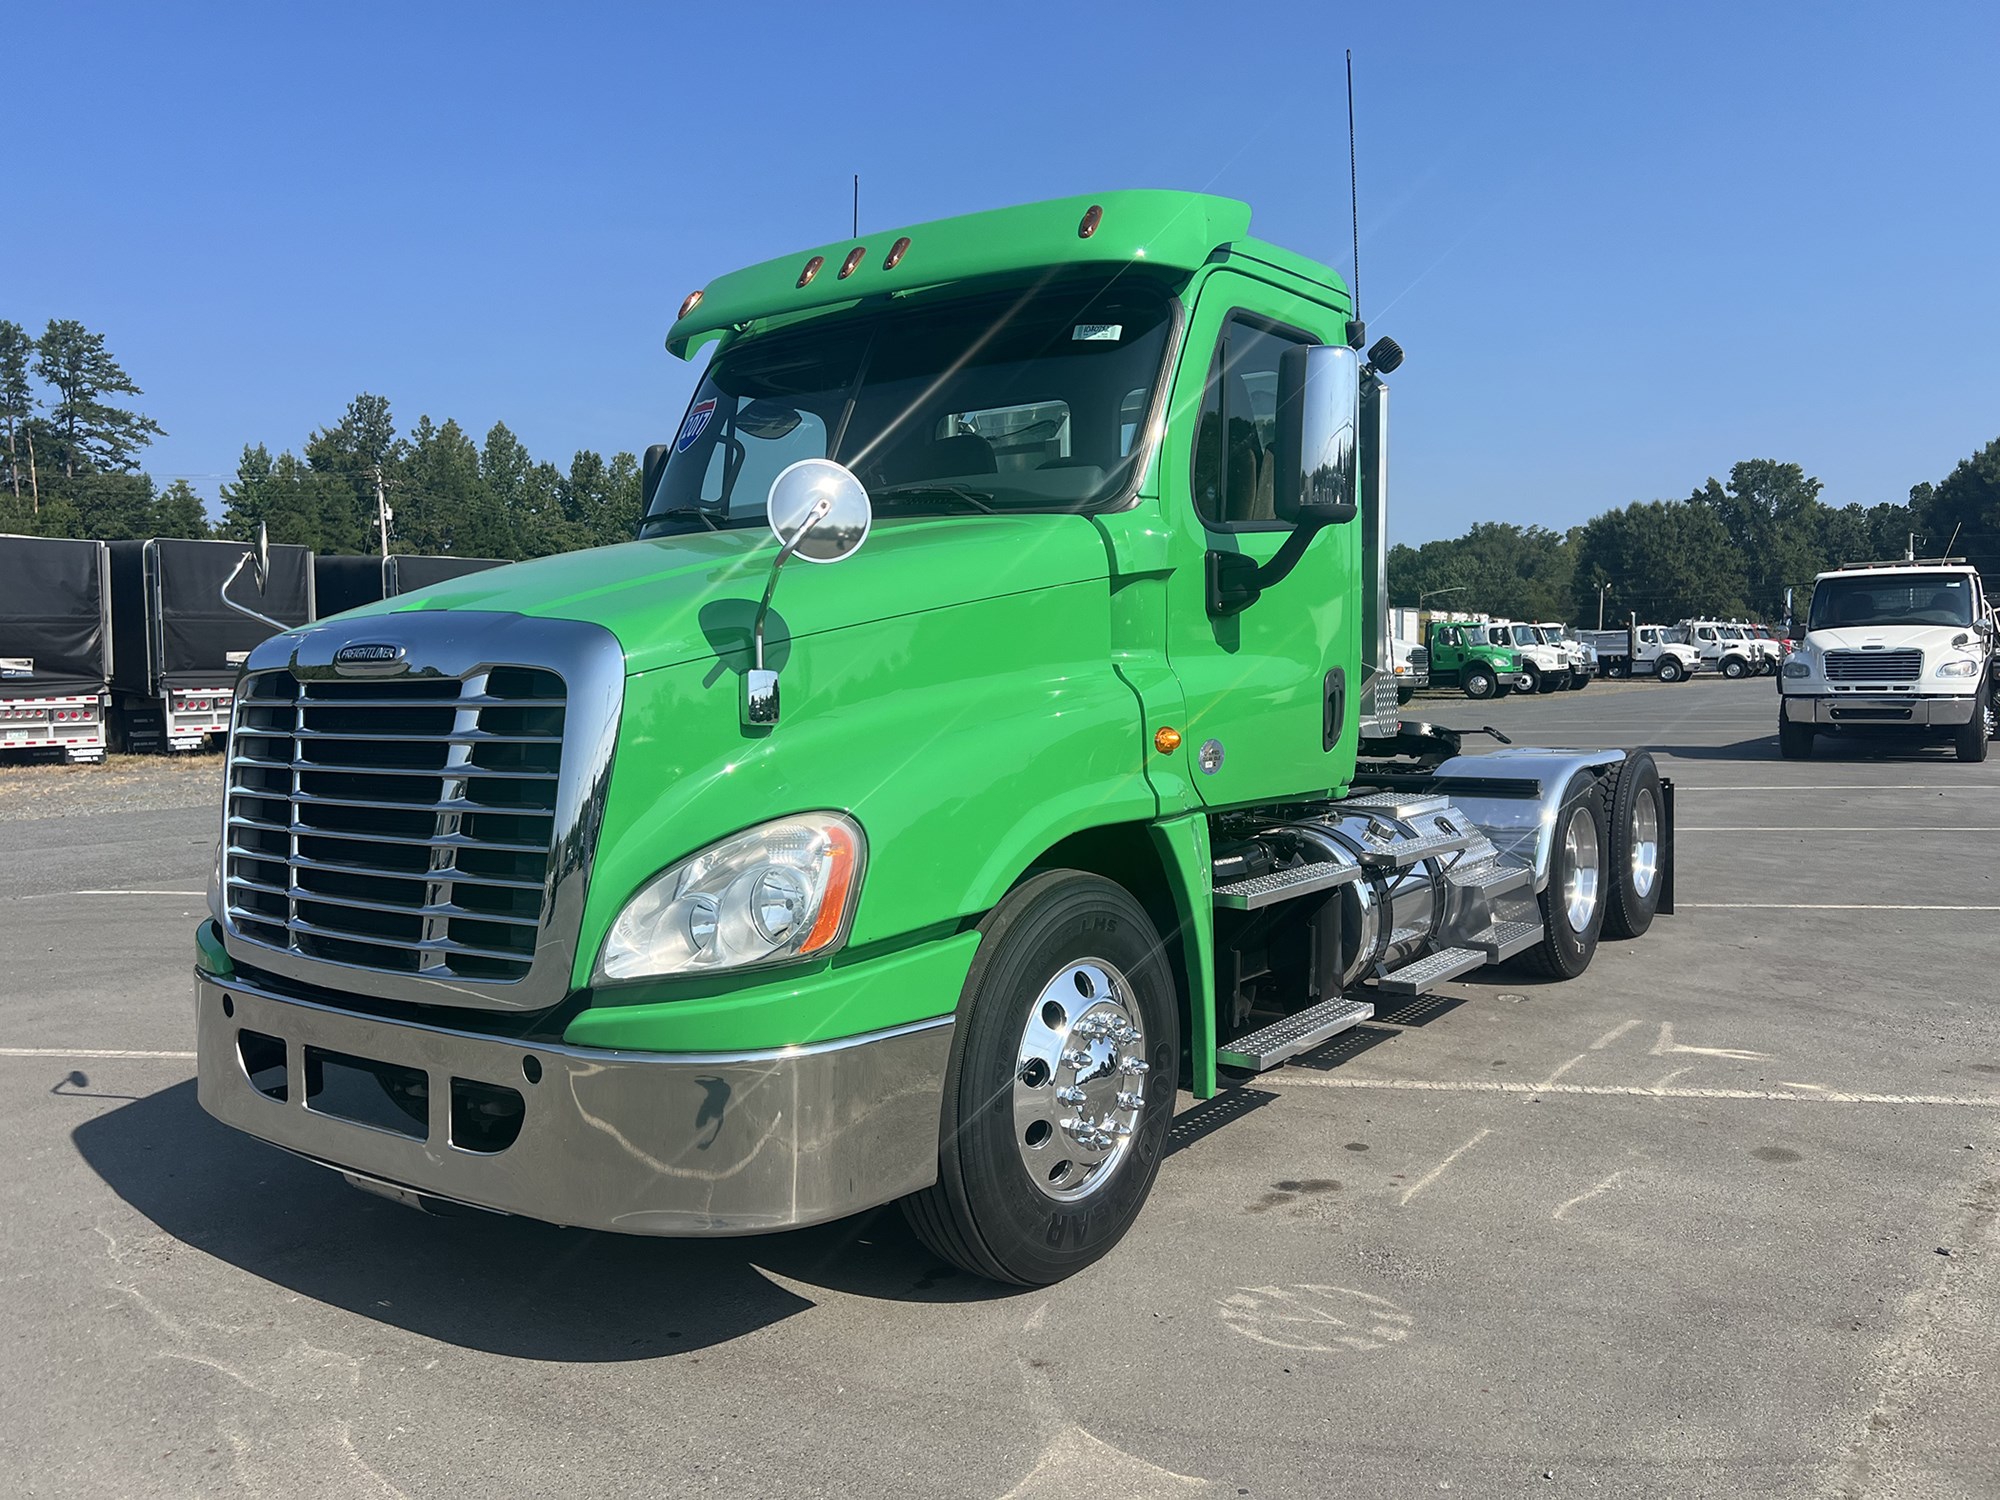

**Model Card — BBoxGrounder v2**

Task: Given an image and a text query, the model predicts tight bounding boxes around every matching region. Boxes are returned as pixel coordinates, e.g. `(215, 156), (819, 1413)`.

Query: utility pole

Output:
(1597, 581), (1612, 631)
(368, 465), (392, 559)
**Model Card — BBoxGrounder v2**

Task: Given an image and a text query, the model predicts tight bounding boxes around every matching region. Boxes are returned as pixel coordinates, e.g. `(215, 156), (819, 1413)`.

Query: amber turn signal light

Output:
(1154, 726), (1182, 754)
(797, 255), (825, 288)
(677, 289), (703, 320)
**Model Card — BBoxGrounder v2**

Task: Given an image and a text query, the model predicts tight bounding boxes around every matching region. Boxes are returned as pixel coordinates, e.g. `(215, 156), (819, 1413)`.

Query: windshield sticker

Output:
(1072, 324), (1123, 342)
(675, 398), (717, 453)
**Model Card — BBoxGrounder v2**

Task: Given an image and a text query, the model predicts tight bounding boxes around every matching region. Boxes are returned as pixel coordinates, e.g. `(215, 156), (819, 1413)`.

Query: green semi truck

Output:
(195, 191), (1674, 1285)
(1423, 618), (1529, 699)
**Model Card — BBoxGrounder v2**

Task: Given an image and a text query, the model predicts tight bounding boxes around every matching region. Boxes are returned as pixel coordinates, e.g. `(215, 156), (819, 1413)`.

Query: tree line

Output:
(0, 318), (641, 558)
(1389, 446), (2000, 627)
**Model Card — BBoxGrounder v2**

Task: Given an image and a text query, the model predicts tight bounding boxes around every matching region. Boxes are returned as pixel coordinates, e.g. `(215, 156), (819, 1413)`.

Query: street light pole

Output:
(1597, 581), (1612, 631)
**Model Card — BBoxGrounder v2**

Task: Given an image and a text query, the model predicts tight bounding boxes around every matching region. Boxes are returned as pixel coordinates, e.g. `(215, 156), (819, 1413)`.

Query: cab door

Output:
(1163, 270), (1358, 807)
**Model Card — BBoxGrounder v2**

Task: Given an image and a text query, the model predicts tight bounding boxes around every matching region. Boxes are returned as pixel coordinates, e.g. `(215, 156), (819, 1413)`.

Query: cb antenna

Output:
(852, 174), (859, 238)
(1347, 49), (1362, 339)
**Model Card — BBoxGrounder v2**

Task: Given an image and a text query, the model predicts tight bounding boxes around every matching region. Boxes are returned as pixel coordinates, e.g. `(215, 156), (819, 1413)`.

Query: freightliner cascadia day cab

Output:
(194, 192), (1676, 1285)
(0, 534), (114, 763)
(1778, 558), (1994, 761)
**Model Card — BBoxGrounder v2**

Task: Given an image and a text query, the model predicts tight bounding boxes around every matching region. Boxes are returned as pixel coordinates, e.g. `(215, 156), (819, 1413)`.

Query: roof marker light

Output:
(1078, 204), (1102, 239)
(678, 289), (704, 320)
(883, 236), (910, 269)
(797, 255), (824, 288)
(838, 246), (866, 280)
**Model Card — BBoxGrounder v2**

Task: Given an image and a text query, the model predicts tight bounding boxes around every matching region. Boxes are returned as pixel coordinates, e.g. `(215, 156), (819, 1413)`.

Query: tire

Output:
(1538, 670), (1563, 695)
(1956, 688), (1989, 763)
(1519, 664), (1542, 696)
(901, 870), (1179, 1286)
(1778, 715), (1814, 760)
(1463, 665), (1497, 700)
(1603, 751), (1663, 939)
(1517, 771), (1610, 979)
(1607, 662), (1628, 680)
(1656, 657), (1684, 684)
(1397, 686), (1415, 706)
(1567, 670), (1591, 692)
(1721, 656), (1747, 680)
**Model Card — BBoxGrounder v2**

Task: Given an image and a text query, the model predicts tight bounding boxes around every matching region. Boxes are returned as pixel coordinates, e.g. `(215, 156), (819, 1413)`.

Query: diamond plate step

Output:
(1470, 919), (1544, 962)
(1214, 860), (1361, 911)
(1355, 828), (1474, 870)
(1447, 860), (1533, 898)
(1375, 945), (1487, 995)
(1216, 997), (1376, 1072)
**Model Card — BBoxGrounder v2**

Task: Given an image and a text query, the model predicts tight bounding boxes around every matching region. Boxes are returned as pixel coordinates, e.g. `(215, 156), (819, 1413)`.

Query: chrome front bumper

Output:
(1781, 692), (1976, 727)
(196, 970), (953, 1235)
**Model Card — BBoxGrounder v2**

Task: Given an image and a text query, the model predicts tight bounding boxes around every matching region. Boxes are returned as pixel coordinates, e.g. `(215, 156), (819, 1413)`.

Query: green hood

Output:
(368, 514), (1111, 675)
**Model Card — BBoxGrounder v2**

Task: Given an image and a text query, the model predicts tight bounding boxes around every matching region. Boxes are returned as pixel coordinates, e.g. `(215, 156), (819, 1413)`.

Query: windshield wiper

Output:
(870, 482), (998, 513)
(641, 507), (722, 535)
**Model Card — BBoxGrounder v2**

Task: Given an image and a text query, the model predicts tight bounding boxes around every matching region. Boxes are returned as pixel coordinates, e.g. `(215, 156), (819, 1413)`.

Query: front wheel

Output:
(1538, 670), (1564, 695)
(1397, 686), (1415, 706)
(1567, 670), (1591, 691)
(1463, 665), (1498, 700)
(1956, 690), (1989, 763)
(1778, 715), (1814, 759)
(1517, 772), (1609, 979)
(901, 871), (1179, 1286)
(1519, 665), (1543, 696)
(1656, 657), (1684, 683)
(1721, 656), (1747, 680)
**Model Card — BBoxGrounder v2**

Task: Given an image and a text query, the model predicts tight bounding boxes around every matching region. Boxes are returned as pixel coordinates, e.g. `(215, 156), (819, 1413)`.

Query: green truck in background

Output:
(195, 191), (1675, 1286)
(1423, 619), (1530, 699)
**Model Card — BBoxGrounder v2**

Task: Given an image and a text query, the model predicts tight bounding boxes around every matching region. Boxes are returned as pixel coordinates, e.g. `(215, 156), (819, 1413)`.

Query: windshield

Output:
(1809, 572), (1976, 630)
(1508, 625), (1541, 647)
(640, 274), (1178, 535)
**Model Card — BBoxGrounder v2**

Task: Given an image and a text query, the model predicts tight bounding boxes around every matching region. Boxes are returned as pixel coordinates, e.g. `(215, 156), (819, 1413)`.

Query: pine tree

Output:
(0, 321), (33, 501)
(32, 319), (165, 476)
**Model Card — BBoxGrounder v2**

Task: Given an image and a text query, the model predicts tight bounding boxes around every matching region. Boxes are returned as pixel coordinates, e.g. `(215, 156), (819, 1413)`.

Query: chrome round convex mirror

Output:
(767, 458), (871, 564)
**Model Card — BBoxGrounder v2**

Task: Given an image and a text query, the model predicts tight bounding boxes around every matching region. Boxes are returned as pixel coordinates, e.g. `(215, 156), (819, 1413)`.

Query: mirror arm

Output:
(218, 543), (289, 633)
(1206, 520), (1328, 618)
(743, 496), (832, 728)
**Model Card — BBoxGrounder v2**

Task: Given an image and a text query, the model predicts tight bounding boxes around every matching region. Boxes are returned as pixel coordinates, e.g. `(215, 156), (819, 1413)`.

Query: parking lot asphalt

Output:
(3, 676), (1996, 1498)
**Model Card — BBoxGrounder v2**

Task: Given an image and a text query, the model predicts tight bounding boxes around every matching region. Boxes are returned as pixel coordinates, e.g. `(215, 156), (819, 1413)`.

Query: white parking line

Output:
(20, 890), (204, 899)
(0, 1047), (196, 1060)
(1267, 1076), (2000, 1107)
(1398, 1127), (1492, 1206)
(1680, 902), (2000, 911)
(1680, 827), (2000, 833)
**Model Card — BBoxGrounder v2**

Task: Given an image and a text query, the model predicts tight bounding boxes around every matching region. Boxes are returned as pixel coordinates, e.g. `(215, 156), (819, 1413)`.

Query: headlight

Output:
(1782, 660), (1811, 678)
(595, 813), (864, 983)
(1935, 659), (1981, 678)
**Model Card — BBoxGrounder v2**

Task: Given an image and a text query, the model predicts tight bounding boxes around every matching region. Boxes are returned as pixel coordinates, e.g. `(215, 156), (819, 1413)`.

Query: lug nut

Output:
(1116, 1091), (1143, 1111)
(1055, 1085), (1086, 1105)
(1062, 1049), (1092, 1068)
(1121, 1057), (1149, 1076)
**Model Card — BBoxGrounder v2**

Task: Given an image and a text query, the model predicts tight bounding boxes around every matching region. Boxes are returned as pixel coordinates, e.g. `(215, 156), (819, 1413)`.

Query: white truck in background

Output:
(1583, 622), (1702, 682)
(1532, 622), (1594, 691)
(1778, 558), (1994, 761)
(1391, 635), (1429, 703)
(1483, 620), (1572, 694)
(1678, 618), (1777, 678)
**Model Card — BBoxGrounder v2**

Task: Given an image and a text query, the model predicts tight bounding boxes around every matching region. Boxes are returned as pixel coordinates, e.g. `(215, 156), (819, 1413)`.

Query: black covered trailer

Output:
(0, 534), (113, 763)
(108, 537), (314, 752)
(313, 553), (507, 619)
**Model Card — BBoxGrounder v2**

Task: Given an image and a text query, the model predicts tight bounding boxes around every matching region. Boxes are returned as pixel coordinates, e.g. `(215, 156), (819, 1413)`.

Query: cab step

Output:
(1355, 828), (1475, 870)
(1446, 860), (1533, 898)
(1470, 919), (1544, 962)
(1375, 945), (1487, 995)
(1214, 860), (1362, 911)
(1216, 997), (1375, 1072)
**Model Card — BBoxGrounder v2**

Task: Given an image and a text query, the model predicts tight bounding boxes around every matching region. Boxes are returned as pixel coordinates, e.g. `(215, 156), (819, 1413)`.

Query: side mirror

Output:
(1273, 345), (1359, 527)
(641, 443), (671, 513)
(744, 459), (873, 726)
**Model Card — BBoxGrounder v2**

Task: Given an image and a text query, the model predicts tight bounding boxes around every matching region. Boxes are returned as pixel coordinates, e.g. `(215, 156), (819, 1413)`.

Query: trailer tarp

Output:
(0, 535), (111, 696)
(109, 538), (314, 693)
(386, 554), (508, 596)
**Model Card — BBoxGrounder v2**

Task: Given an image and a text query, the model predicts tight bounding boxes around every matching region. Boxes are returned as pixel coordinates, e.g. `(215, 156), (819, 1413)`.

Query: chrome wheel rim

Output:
(1628, 788), (1660, 900)
(1013, 959), (1148, 1203)
(1562, 806), (1601, 933)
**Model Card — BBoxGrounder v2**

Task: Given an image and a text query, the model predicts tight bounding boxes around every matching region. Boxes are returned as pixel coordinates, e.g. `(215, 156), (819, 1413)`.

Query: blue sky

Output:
(8, 1), (1997, 542)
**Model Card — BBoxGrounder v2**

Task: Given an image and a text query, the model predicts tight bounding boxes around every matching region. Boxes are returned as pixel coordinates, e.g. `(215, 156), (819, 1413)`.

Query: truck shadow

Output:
(1653, 732), (1977, 763)
(72, 1080), (1017, 1362)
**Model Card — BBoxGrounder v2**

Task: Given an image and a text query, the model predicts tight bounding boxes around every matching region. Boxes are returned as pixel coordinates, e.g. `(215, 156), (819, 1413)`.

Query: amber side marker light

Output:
(1154, 726), (1182, 754)
(797, 255), (825, 288)
(677, 289), (704, 320)
(1078, 204), (1102, 239)
(883, 236), (911, 269)
(838, 246), (867, 280)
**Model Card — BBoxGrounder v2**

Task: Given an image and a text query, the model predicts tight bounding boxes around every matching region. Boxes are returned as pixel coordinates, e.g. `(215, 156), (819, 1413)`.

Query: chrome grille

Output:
(1823, 648), (1922, 683)
(224, 666), (566, 982)
(1408, 646), (1430, 671)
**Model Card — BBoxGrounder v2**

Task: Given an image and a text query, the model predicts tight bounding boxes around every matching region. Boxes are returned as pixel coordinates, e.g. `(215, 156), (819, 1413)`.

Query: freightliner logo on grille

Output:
(332, 642), (408, 676)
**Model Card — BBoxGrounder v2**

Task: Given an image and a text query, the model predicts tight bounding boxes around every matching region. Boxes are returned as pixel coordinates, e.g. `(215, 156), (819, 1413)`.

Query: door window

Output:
(1189, 315), (1319, 530)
